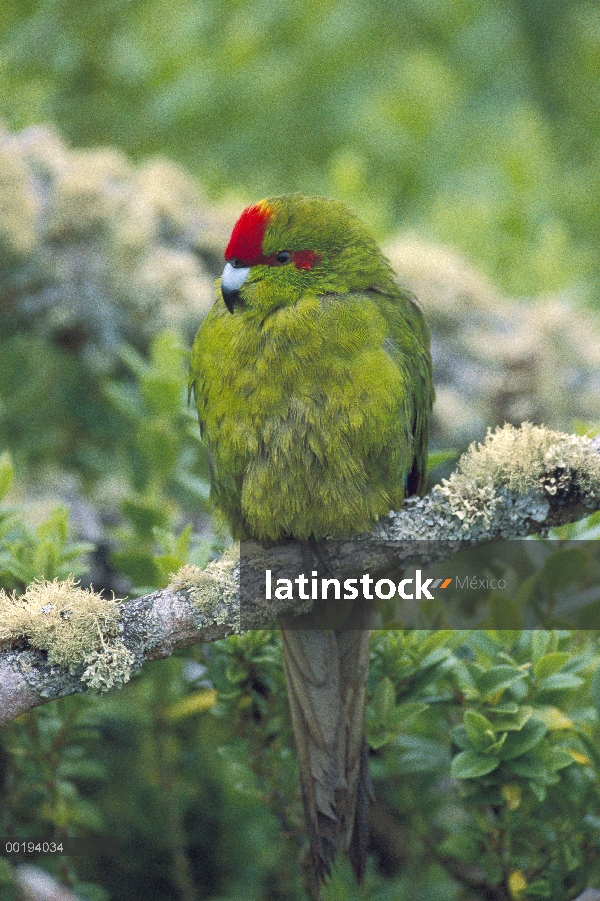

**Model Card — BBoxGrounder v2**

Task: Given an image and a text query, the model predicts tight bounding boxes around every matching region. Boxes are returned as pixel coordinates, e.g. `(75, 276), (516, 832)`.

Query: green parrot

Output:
(190, 193), (433, 885)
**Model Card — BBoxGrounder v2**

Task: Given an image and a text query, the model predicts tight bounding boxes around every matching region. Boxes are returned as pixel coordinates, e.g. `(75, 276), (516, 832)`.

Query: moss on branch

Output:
(0, 576), (133, 691)
(1, 424), (599, 709)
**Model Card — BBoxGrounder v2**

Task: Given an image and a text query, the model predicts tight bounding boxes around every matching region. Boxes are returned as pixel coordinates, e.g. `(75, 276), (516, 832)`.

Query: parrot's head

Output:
(219, 193), (394, 313)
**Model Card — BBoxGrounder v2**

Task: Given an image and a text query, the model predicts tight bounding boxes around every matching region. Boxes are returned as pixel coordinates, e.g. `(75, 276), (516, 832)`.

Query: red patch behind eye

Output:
(293, 250), (322, 269)
(225, 202), (273, 266)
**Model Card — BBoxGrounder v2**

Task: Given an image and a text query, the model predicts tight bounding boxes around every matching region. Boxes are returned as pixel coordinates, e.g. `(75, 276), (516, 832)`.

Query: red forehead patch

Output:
(225, 201), (273, 265)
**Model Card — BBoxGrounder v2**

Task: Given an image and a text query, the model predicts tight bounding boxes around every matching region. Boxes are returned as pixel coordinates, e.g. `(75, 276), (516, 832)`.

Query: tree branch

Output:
(1, 424), (599, 725)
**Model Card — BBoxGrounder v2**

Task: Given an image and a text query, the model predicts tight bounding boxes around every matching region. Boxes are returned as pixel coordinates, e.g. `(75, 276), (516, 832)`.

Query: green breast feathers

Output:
(190, 200), (433, 541)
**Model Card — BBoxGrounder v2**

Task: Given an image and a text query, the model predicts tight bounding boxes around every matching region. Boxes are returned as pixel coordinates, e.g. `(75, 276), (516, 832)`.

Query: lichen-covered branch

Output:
(377, 423), (600, 542)
(0, 550), (240, 725)
(1, 424), (599, 725)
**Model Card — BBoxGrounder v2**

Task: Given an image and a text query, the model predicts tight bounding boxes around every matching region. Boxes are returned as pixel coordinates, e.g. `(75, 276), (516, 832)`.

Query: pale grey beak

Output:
(221, 261), (250, 312)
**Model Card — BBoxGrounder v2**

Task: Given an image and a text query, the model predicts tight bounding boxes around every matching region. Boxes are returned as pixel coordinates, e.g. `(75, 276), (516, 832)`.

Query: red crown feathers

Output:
(225, 201), (273, 266)
(225, 200), (321, 270)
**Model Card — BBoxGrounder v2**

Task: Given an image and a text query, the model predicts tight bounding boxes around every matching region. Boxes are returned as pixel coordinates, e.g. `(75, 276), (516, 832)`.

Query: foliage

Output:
(0, 329), (214, 596)
(2, 0), (600, 301)
(0, 451), (93, 595)
(2, 338), (600, 898)
(2, 123), (600, 487)
(0, 120), (223, 480)
(0, 122), (220, 351)
(361, 629), (600, 900)
(1, 4), (600, 891)
(102, 330), (215, 593)
(5, 528), (600, 899)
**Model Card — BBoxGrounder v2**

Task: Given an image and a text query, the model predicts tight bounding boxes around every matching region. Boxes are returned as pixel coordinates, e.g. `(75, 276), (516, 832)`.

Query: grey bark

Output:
(1, 433), (600, 726)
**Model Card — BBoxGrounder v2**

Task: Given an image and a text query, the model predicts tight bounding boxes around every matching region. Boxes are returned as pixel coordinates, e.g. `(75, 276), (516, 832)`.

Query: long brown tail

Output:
(279, 623), (373, 886)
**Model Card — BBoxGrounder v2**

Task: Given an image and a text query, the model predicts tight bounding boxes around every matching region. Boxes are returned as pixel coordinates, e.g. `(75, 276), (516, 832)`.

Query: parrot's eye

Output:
(229, 258), (244, 268)
(274, 250), (293, 265)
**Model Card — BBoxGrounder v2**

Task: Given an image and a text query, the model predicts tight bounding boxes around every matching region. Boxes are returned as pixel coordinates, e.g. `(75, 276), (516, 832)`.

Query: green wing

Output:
(370, 284), (434, 497)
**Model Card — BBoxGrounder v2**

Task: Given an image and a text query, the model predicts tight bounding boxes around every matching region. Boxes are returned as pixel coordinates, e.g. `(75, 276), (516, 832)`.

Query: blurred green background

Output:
(2, 1), (600, 900)
(2, 0), (600, 299)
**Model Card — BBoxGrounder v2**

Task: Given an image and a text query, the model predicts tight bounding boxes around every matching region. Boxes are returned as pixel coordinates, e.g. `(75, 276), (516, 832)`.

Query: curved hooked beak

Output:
(221, 262), (250, 313)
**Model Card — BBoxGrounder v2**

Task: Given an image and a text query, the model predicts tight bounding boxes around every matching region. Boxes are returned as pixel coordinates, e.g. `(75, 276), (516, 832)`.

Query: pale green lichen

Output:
(0, 576), (133, 691)
(169, 563), (209, 594)
(81, 643), (135, 692)
(170, 548), (239, 628)
(435, 423), (600, 531)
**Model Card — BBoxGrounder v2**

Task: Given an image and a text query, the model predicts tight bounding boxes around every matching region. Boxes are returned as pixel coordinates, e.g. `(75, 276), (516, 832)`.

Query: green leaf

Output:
(515, 573), (540, 608)
(0, 555), (33, 584)
(450, 725), (471, 751)
(562, 840), (582, 873)
(533, 652), (571, 679)
(491, 705), (533, 731)
(537, 673), (584, 691)
(544, 747), (574, 771)
(448, 658), (478, 697)
(522, 878), (552, 898)
(529, 781), (548, 802)
(122, 494), (169, 535)
(155, 554), (184, 580)
(175, 524), (193, 558)
(484, 733), (507, 754)
(389, 701), (428, 727)
(533, 706), (572, 730)
(367, 731), (393, 750)
(576, 598), (600, 629)
(0, 857), (14, 884)
(475, 665), (528, 700)
(420, 646), (452, 669)
(438, 832), (480, 865)
(506, 755), (548, 779)
(33, 542), (60, 580)
(416, 631), (455, 656)
(395, 736), (449, 773)
(531, 631), (551, 661)
(371, 677), (395, 721)
(451, 750), (500, 779)
(499, 718), (547, 760)
(488, 702), (520, 714)
(366, 682), (426, 749)
(464, 709), (495, 748)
